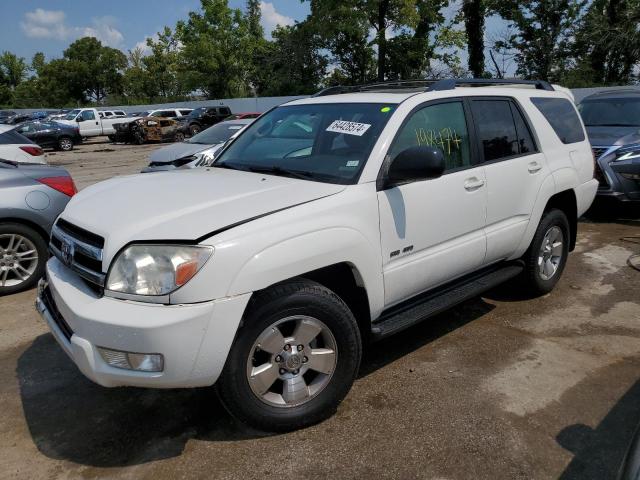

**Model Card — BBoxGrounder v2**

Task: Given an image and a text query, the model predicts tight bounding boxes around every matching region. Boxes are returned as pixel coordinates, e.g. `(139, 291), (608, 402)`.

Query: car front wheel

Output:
(217, 280), (362, 432)
(57, 136), (74, 151)
(0, 223), (48, 296)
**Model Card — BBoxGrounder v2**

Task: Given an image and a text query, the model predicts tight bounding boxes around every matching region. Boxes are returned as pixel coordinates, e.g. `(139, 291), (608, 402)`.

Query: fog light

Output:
(98, 347), (164, 372)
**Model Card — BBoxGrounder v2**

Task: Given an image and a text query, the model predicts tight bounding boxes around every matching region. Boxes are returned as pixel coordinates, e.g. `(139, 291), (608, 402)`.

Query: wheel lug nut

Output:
(275, 355), (282, 362)
(297, 345), (303, 351)
(302, 356), (308, 363)
(279, 368), (286, 374)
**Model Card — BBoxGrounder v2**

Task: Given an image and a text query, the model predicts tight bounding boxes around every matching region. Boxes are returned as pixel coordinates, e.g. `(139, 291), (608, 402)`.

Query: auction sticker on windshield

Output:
(326, 120), (371, 136)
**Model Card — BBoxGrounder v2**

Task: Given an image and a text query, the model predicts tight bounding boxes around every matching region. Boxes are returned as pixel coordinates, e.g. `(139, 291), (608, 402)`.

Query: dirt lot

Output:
(1, 138), (639, 479)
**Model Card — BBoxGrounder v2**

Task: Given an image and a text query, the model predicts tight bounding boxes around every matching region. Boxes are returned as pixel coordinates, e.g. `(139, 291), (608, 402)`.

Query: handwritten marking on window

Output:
(415, 127), (462, 156)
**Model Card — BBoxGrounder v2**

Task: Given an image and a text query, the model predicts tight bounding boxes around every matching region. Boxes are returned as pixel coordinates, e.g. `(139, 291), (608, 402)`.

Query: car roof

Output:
(581, 89), (640, 102)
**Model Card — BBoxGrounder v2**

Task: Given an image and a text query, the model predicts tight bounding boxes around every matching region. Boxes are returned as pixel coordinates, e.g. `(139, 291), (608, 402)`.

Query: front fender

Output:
(227, 227), (385, 319)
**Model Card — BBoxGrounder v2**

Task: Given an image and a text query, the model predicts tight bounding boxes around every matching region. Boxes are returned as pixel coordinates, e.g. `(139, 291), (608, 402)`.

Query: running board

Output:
(371, 262), (524, 340)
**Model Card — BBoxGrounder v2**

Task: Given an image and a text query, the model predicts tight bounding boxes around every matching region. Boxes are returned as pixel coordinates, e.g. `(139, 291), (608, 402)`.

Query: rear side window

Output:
(510, 103), (536, 154)
(179, 109), (192, 115)
(0, 130), (35, 145)
(471, 100), (519, 161)
(531, 97), (585, 144)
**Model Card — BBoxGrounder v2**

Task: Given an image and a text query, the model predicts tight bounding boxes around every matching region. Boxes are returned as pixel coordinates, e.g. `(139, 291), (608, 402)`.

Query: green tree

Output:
(177, 0), (253, 98)
(495, 0), (586, 81)
(461, 0), (487, 77)
(0, 52), (27, 89)
(571, 0), (640, 85)
(143, 27), (187, 99)
(63, 37), (127, 103)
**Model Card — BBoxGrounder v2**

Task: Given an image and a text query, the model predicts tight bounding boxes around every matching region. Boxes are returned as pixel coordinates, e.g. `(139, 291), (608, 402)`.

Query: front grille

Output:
(42, 285), (73, 340)
(50, 219), (106, 289)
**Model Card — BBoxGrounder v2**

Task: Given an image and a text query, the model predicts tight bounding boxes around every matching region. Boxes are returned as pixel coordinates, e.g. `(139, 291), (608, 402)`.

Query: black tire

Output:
(174, 132), (185, 142)
(217, 279), (362, 432)
(189, 124), (201, 136)
(107, 134), (116, 143)
(0, 223), (48, 296)
(521, 209), (570, 295)
(57, 136), (73, 151)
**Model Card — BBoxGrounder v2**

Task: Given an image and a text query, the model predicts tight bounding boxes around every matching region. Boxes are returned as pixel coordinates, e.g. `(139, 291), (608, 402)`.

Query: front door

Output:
(78, 110), (100, 136)
(378, 100), (488, 307)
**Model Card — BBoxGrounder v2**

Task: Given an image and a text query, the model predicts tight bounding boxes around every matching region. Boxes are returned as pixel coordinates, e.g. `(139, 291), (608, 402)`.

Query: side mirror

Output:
(385, 146), (446, 188)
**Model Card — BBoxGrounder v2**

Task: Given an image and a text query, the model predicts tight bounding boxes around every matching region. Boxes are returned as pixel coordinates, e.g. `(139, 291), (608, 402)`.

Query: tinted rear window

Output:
(471, 100), (519, 161)
(0, 130), (34, 145)
(531, 97), (585, 144)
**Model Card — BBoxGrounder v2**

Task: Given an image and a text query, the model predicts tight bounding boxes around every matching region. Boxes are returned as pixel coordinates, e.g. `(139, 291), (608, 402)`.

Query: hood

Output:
(148, 141), (218, 164)
(586, 126), (640, 147)
(60, 168), (345, 263)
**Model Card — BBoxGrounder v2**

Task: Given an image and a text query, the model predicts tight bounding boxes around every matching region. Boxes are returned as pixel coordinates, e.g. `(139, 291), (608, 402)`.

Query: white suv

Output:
(36, 79), (598, 431)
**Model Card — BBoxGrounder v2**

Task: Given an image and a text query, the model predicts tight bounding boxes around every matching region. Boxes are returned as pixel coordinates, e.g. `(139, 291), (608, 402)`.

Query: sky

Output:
(1, 0), (310, 61)
(1, 1), (512, 74)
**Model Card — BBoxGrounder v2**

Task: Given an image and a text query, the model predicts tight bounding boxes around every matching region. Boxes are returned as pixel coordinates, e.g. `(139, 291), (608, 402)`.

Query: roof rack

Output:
(426, 78), (555, 92)
(313, 79), (442, 97)
(312, 77), (555, 97)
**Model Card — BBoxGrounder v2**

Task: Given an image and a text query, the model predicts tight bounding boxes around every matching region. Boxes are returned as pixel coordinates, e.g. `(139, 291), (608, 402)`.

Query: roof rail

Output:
(312, 79), (442, 97)
(427, 78), (555, 92)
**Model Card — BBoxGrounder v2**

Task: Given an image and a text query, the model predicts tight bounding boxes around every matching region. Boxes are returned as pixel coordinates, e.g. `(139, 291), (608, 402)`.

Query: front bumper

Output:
(596, 155), (640, 204)
(36, 257), (251, 388)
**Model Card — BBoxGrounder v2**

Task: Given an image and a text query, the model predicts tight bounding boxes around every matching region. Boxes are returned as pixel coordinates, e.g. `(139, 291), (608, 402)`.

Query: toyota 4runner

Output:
(36, 79), (598, 431)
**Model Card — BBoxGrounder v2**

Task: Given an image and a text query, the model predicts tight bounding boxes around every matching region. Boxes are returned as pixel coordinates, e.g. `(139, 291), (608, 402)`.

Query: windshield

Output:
(579, 98), (640, 127)
(187, 122), (247, 144)
(214, 103), (395, 184)
(64, 109), (81, 121)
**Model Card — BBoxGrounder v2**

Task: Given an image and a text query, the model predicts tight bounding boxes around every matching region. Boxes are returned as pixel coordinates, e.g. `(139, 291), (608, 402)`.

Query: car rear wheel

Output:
(174, 132), (185, 142)
(189, 124), (201, 136)
(58, 136), (73, 151)
(521, 209), (570, 295)
(216, 279), (362, 432)
(0, 223), (48, 296)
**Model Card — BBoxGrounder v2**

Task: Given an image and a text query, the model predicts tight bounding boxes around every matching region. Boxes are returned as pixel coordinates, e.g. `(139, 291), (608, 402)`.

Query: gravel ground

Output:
(1, 137), (639, 479)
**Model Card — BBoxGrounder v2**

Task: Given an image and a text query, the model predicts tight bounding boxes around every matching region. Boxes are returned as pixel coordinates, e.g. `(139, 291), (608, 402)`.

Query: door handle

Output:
(528, 161), (542, 173)
(464, 177), (485, 191)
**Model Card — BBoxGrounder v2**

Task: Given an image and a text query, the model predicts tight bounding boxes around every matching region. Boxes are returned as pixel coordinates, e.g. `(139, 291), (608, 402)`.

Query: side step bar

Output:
(371, 262), (524, 340)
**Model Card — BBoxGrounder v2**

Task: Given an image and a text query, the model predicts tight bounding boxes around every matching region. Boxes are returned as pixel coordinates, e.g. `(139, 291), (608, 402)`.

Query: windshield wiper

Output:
(212, 161), (247, 171)
(247, 165), (316, 180)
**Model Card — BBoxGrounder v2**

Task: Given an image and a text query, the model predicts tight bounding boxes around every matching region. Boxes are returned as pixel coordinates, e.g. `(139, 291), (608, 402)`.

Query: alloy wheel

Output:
(246, 315), (338, 408)
(538, 226), (564, 281)
(0, 234), (39, 287)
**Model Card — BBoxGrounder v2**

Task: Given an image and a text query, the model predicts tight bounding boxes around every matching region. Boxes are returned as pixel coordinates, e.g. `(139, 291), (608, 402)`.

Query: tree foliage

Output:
(2, 0), (640, 108)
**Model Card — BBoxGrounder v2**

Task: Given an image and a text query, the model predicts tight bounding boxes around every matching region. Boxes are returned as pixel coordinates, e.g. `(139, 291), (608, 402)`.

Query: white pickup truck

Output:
(37, 79), (598, 432)
(56, 108), (124, 138)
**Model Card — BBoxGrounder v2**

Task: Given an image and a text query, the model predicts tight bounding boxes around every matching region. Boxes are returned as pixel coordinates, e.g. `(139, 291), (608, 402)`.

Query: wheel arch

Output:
(0, 217), (50, 244)
(544, 189), (578, 251)
(245, 262), (372, 342)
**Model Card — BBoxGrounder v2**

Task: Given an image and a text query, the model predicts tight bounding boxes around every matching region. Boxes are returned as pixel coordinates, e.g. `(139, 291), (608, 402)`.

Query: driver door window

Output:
(81, 110), (95, 121)
(390, 101), (472, 172)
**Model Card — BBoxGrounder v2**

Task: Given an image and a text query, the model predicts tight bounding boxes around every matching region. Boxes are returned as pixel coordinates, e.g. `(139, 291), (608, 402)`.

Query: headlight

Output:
(615, 144), (640, 161)
(106, 244), (213, 296)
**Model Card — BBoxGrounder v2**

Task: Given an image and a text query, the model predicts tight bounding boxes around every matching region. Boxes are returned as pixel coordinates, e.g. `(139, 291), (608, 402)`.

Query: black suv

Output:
(178, 106), (232, 136)
(578, 90), (640, 210)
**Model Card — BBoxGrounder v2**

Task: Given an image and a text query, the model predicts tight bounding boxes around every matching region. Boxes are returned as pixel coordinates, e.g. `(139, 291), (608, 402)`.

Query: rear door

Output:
(378, 99), (488, 306)
(469, 98), (548, 264)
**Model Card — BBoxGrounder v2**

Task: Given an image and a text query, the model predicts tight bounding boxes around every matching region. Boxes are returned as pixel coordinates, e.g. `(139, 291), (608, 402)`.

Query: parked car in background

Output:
(47, 110), (71, 121)
(56, 108), (123, 138)
(578, 90), (640, 211)
(143, 118), (253, 172)
(132, 108), (193, 120)
(178, 106), (232, 136)
(0, 110), (17, 122)
(227, 112), (261, 120)
(14, 121), (82, 151)
(98, 110), (127, 119)
(112, 117), (183, 144)
(2, 113), (31, 125)
(0, 159), (75, 295)
(0, 125), (45, 164)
